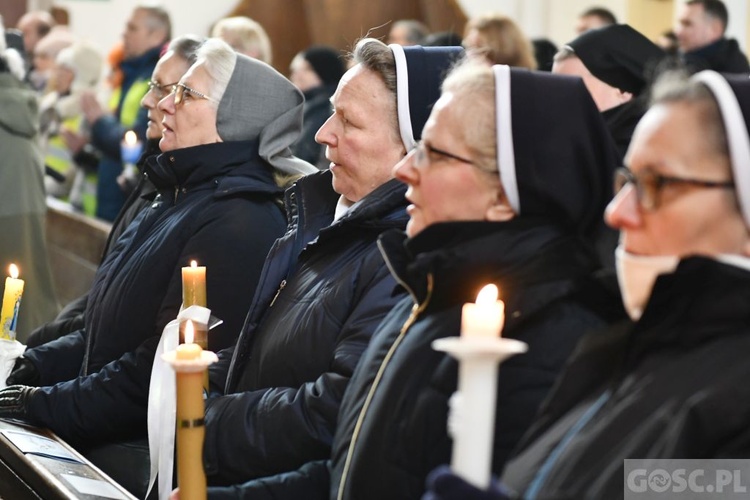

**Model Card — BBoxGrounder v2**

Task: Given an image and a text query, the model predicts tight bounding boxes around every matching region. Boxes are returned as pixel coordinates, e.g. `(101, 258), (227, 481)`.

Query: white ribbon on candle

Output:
(0, 339), (25, 389)
(146, 305), (223, 500)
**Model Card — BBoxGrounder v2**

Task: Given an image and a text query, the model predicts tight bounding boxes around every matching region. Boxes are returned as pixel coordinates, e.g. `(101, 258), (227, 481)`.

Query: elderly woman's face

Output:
(393, 92), (507, 237)
(606, 102), (748, 257)
(157, 63), (221, 152)
(141, 52), (191, 140)
(315, 64), (406, 203)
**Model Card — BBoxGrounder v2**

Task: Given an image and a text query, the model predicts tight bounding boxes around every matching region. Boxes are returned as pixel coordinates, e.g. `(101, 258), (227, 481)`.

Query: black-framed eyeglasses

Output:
(614, 167), (735, 211)
(147, 80), (179, 100)
(173, 83), (216, 106)
(411, 140), (475, 168)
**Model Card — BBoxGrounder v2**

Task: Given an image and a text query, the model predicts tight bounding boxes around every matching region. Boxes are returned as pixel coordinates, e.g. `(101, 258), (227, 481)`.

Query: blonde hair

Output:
(440, 60), (497, 174)
(464, 14), (537, 69)
(211, 16), (272, 65)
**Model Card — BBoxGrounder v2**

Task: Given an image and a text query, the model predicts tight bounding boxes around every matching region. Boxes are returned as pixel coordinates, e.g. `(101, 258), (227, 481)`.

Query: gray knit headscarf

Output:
(216, 51), (317, 176)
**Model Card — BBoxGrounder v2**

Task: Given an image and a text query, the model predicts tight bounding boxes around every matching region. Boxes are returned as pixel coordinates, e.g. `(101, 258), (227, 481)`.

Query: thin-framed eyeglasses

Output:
(411, 140), (475, 169)
(147, 80), (179, 100)
(614, 167), (735, 211)
(172, 83), (216, 106)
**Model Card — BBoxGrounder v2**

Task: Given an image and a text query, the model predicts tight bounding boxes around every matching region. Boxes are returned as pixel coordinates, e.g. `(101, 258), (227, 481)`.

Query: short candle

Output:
(182, 260), (207, 308)
(176, 321), (203, 360)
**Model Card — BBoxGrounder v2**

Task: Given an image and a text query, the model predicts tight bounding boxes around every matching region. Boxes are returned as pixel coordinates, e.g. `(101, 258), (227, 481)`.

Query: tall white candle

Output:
(433, 283), (526, 489)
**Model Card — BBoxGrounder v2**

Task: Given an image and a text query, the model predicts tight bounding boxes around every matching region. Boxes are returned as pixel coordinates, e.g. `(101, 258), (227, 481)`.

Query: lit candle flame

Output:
(476, 284), (498, 305)
(190, 260), (198, 268)
(8, 264), (19, 279)
(184, 320), (194, 344)
(124, 130), (138, 146)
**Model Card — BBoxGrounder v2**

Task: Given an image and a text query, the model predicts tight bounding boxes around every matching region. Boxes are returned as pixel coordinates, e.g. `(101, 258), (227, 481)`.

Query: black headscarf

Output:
(302, 45), (345, 86)
(567, 24), (666, 95)
(493, 65), (619, 241)
(390, 44), (464, 150)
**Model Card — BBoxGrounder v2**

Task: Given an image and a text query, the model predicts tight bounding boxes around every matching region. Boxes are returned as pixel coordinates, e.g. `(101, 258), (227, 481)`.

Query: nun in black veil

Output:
(428, 70), (750, 500)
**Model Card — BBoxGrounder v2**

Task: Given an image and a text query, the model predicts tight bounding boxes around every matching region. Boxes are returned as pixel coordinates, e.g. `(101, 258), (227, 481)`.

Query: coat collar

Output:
(627, 256), (750, 360)
(145, 140), (281, 198)
(285, 170), (408, 243)
(378, 219), (600, 325)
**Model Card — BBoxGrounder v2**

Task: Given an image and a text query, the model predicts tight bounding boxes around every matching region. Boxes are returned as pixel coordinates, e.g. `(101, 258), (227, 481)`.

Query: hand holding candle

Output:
(1, 264), (25, 341)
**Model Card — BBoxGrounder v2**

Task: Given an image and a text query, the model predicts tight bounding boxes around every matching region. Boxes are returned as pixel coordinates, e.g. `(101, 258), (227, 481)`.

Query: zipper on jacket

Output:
(174, 186), (179, 204)
(269, 279), (287, 307)
(336, 273), (434, 500)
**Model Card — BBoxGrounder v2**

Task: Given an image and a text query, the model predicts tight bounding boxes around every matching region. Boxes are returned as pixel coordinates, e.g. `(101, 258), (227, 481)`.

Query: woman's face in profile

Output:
(394, 92), (507, 237)
(157, 63), (221, 152)
(606, 101), (746, 258)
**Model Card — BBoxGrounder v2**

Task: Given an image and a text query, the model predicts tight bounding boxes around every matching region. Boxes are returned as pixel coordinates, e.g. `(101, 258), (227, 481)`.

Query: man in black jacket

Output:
(675, 0), (749, 73)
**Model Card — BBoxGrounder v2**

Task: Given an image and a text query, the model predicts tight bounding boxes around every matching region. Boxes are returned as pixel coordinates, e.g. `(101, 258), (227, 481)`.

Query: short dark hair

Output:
(686, 0), (728, 31)
(580, 7), (617, 25)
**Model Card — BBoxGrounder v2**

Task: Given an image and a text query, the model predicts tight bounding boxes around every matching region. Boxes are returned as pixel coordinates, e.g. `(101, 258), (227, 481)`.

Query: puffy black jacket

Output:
(502, 257), (750, 499)
(26, 138), (160, 348)
(204, 170), (409, 485)
(205, 219), (622, 500)
(24, 140), (287, 445)
(682, 38), (750, 74)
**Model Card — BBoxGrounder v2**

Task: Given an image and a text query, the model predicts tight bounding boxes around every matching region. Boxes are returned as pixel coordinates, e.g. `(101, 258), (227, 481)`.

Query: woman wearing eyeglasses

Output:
(24, 35), (205, 350)
(202, 61), (621, 500)
(443, 70), (750, 500)
(0, 37), (316, 489)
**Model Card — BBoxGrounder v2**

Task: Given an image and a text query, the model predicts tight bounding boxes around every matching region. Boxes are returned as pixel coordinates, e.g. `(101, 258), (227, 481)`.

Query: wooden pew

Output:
(0, 419), (136, 499)
(45, 199), (111, 306)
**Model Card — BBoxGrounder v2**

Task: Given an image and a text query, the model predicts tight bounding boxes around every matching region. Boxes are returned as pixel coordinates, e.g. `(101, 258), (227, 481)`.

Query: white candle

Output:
(1, 264), (25, 341)
(431, 282), (525, 489)
(461, 284), (505, 337)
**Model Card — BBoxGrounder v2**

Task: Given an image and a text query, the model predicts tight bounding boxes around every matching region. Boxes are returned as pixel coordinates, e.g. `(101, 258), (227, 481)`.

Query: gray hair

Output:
(650, 70), (729, 159)
(167, 34), (204, 66)
(135, 4), (172, 41)
(552, 45), (577, 64)
(211, 16), (272, 64)
(440, 60), (497, 174)
(351, 38), (399, 141)
(193, 37), (237, 109)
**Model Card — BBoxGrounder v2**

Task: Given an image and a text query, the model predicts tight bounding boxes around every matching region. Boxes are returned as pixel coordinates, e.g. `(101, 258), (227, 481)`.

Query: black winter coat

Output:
(26, 138), (160, 348)
(204, 170), (409, 486)
(206, 219), (621, 500)
(682, 38), (750, 74)
(23, 140), (286, 446)
(502, 257), (750, 499)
